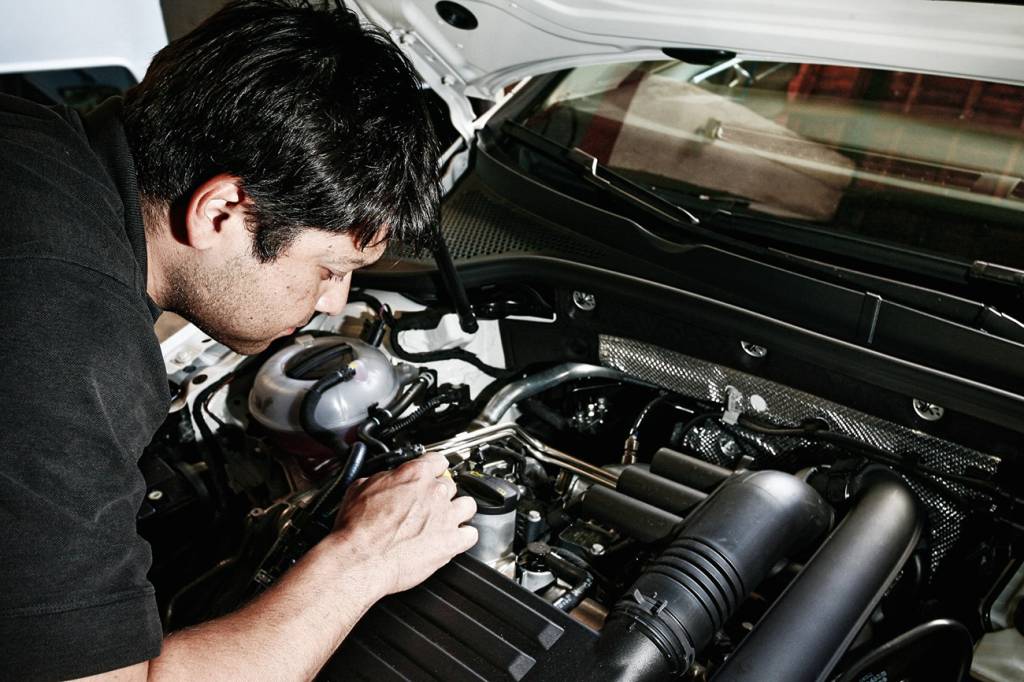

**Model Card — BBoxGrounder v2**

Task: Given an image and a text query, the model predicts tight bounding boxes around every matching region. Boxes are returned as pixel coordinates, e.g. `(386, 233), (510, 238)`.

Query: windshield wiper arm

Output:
(502, 121), (725, 232)
(565, 147), (701, 226)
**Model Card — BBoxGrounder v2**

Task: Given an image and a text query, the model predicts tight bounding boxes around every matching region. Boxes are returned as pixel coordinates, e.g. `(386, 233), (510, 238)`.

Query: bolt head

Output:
(740, 341), (768, 358)
(912, 399), (944, 422)
(572, 291), (597, 312)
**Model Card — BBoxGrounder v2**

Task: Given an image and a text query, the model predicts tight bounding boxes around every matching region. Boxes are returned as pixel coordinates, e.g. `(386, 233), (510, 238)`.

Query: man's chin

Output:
(193, 332), (278, 356)
(176, 317), (295, 355)
(221, 327), (302, 355)
(220, 337), (275, 355)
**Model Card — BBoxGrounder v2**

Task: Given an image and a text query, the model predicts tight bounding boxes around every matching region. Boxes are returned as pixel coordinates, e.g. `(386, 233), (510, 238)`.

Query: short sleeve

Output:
(0, 257), (168, 679)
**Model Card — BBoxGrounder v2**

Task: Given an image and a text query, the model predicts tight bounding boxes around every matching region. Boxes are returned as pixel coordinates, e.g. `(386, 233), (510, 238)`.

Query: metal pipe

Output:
(474, 363), (645, 426)
(424, 422), (618, 487)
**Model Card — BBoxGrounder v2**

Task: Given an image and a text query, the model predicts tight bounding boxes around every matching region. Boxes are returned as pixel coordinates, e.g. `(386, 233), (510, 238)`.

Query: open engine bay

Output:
(144, 269), (1024, 681)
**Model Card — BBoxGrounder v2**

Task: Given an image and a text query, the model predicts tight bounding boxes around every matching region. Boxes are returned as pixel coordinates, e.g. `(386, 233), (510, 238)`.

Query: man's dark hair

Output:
(123, 0), (440, 260)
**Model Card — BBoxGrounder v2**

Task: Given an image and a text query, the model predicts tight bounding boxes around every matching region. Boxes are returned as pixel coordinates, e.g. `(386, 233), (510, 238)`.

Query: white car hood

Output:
(0, 0), (166, 82)
(351, 0), (1024, 136)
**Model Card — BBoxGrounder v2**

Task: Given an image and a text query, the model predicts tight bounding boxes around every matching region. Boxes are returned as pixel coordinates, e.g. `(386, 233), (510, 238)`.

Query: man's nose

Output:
(315, 273), (351, 316)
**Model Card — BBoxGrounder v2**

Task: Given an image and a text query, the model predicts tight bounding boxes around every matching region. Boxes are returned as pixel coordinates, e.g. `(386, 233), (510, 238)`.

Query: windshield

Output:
(519, 60), (1024, 268)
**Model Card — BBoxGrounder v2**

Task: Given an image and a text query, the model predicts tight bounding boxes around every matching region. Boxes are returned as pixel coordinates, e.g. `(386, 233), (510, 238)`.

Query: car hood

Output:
(350, 0), (1024, 136)
(0, 0), (166, 81)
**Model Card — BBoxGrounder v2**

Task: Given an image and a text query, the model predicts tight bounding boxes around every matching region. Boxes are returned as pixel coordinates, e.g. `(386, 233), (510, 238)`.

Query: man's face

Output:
(168, 227), (386, 355)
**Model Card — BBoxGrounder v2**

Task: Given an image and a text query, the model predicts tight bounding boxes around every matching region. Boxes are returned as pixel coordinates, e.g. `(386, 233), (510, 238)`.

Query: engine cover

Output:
(319, 554), (598, 681)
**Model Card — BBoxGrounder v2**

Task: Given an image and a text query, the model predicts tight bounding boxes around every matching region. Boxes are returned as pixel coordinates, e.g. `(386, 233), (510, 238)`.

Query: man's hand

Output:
(330, 453), (478, 597)
(87, 454), (479, 682)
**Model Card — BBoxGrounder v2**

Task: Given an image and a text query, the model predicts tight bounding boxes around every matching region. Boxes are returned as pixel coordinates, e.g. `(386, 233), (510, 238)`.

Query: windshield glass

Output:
(519, 60), (1024, 268)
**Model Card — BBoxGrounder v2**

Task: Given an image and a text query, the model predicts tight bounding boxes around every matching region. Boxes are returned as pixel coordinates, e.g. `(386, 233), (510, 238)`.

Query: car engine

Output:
(142, 287), (1023, 681)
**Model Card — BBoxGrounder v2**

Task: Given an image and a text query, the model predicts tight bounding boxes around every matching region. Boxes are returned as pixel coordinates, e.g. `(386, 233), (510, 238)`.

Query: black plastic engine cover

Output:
(318, 554), (598, 681)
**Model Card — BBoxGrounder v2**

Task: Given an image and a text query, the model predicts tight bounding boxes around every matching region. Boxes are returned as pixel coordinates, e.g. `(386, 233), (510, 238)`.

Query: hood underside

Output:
(351, 0), (1024, 135)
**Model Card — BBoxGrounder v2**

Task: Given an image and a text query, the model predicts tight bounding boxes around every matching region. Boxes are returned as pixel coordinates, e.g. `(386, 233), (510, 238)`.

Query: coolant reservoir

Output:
(248, 335), (399, 439)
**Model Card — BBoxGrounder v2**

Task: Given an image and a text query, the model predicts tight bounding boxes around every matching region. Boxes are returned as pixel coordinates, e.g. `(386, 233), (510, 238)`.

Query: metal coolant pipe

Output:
(473, 363), (650, 427)
(712, 467), (923, 682)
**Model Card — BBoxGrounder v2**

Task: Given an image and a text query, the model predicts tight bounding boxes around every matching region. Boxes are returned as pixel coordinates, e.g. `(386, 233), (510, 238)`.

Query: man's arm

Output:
(78, 454), (477, 682)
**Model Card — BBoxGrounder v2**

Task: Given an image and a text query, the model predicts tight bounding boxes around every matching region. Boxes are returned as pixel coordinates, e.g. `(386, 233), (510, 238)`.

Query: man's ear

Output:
(182, 174), (249, 251)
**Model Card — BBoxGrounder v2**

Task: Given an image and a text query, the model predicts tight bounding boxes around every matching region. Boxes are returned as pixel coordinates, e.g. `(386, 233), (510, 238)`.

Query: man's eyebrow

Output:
(328, 255), (372, 270)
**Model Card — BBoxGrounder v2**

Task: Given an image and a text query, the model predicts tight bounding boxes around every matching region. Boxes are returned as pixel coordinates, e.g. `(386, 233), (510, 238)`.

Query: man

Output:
(0, 1), (476, 679)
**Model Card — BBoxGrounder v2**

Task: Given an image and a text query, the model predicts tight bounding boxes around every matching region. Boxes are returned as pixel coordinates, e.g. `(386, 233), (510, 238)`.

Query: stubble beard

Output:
(162, 256), (274, 355)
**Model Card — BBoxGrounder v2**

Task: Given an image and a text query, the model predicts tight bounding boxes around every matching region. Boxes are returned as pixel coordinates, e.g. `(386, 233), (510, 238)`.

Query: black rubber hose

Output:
(377, 391), (453, 438)
(616, 466), (707, 516)
(591, 470), (833, 682)
(383, 307), (509, 379)
(650, 447), (732, 491)
(307, 441), (369, 525)
(384, 371), (432, 418)
(547, 548), (595, 612)
(356, 419), (391, 454)
(190, 376), (234, 504)
(580, 485), (684, 544)
(298, 367), (355, 455)
(712, 466), (923, 682)
(833, 619), (972, 682)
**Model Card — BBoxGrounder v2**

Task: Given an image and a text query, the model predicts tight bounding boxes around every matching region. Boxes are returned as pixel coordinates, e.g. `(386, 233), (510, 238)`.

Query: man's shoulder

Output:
(0, 94), (133, 286)
(0, 93), (96, 164)
(0, 92), (80, 129)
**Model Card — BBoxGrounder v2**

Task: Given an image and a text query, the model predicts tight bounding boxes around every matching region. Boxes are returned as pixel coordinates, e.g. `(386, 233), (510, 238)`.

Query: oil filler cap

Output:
(455, 471), (519, 515)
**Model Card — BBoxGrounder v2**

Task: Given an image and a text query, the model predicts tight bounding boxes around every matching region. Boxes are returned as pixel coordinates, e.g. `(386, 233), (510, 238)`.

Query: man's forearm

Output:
(76, 454), (474, 682)
(148, 532), (384, 681)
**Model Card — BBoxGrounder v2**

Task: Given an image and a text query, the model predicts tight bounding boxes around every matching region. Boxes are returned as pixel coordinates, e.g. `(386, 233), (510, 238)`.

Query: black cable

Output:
(629, 391), (668, 437)
(382, 307), (510, 378)
(378, 388), (464, 438)
(191, 373), (237, 505)
(737, 414), (1017, 506)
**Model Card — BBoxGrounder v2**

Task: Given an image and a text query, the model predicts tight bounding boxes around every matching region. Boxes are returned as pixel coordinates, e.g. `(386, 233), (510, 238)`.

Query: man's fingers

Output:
(400, 453), (449, 480)
(450, 495), (477, 523)
(455, 524), (479, 553)
(436, 475), (458, 500)
(419, 453), (451, 478)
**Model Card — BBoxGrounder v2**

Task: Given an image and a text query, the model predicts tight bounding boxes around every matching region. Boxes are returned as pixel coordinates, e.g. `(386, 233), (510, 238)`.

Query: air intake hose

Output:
(590, 470), (832, 681)
(712, 466), (923, 682)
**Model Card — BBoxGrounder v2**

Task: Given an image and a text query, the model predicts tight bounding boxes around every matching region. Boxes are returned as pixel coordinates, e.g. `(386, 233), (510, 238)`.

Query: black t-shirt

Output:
(0, 94), (168, 679)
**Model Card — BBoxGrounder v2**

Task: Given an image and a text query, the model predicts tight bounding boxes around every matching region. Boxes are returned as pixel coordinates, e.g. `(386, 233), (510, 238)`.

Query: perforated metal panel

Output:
(599, 334), (1000, 578)
(391, 176), (618, 263)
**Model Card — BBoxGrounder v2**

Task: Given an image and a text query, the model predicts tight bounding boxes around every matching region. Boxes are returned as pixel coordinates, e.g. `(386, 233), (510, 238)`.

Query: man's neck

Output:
(142, 202), (172, 310)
